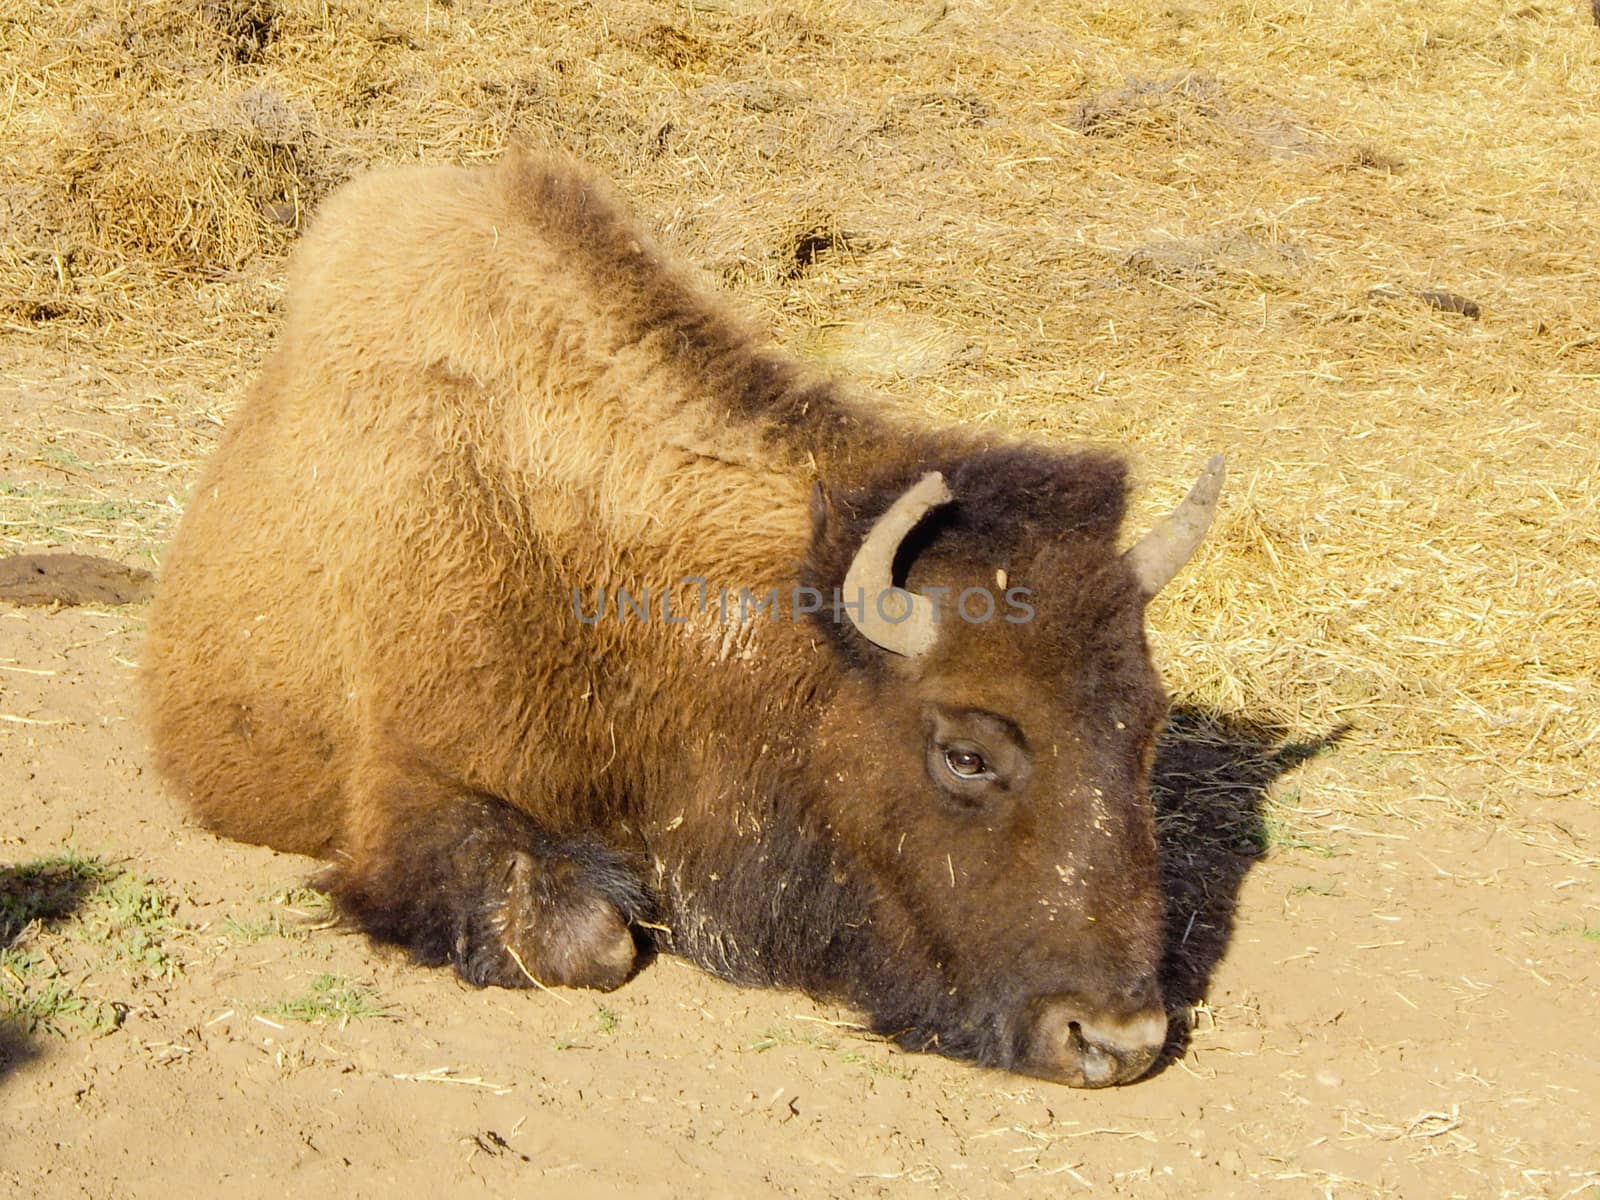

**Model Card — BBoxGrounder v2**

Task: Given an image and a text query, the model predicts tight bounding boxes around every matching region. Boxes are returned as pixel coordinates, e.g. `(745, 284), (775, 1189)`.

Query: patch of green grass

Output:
(550, 1003), (626, 1050)
(742, 1022), (905, 1075)
(273, 885), (332, 912)
(224, 914), (291, 942)
(225, 886), (332, 943)
(1252, 807), (1341, 858)
(0, 478), (167, 548)
(742, 1024), (839, 1054)
(0, 948), (122, 1036)
(41, 446), (94, 474)
(1542, 921), (1600, 943)
(1288, 882), (1340, 898)
(1, 851), (183, 1037)
(85, 873), (181, 978)
(264, 974), (384, 1024)
(0, 849), (116, 946)
(838, 1050), (914, 1080)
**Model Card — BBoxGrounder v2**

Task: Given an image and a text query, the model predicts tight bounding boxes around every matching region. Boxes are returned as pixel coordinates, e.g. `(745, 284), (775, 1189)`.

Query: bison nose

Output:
(1023, 999), (1170, 1088)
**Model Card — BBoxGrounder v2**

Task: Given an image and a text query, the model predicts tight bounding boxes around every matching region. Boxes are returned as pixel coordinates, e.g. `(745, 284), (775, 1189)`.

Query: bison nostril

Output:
(1060, 1018), (1121, 1086)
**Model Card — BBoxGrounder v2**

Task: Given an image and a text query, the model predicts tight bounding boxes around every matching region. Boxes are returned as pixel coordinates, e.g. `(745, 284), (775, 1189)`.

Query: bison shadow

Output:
(0, 1021), (41, 1084)
(1151, 706), (1348, 1068)
(0, 856), (105, 1085)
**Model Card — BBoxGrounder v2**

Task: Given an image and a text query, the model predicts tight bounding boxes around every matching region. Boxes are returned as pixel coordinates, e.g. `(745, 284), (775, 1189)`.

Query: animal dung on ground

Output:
(1367, 284), (1482, 320)
(0, 553), (155, 607)
(1417, 289), (1481, 320)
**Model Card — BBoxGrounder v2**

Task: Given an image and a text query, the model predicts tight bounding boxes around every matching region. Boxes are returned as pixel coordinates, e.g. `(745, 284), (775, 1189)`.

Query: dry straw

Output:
(2, 0), (1597, 817)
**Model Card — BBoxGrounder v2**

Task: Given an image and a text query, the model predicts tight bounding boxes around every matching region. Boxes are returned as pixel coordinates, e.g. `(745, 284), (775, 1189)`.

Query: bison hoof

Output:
(457, 849), (640, 992)
(325, 791), (649, 993)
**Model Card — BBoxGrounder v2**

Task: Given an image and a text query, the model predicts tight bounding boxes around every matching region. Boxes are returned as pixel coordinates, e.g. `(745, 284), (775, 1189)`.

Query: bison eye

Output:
(924, 708), (1029, 809)
(943, 746), (993, 780)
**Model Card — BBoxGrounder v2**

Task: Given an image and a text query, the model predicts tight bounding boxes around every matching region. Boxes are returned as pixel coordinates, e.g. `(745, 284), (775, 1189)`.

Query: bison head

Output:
(803, 448), (1222, 1087)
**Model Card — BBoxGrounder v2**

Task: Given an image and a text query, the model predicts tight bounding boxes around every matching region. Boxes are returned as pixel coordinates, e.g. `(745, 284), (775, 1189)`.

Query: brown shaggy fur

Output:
(143, 148), (1199, 1085)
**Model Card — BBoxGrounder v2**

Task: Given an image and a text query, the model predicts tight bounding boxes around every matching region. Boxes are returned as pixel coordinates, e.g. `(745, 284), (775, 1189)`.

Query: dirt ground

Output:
(3, 1), (1599, 1196)
(1, 573), (1596, 1197)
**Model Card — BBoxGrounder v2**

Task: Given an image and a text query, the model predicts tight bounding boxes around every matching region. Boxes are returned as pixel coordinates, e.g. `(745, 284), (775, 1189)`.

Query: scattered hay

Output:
(202, 0), (282, 66)
(1070, 72), (1228, 138)
(1122, 231), (1309, 290)
(0, 1), (350, 327)
(48, 88), (320, 270)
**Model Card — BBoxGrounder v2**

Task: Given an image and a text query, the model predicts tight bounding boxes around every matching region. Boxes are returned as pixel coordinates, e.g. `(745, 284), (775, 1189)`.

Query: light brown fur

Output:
(145, 150), (866, 857)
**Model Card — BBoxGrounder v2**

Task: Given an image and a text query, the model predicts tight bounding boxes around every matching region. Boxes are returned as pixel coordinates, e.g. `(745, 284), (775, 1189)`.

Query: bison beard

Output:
(142, 149), (1223, 1088)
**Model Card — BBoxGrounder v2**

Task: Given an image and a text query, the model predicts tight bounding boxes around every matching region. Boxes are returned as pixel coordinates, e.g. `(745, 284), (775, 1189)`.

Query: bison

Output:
(142, 149), (1224, 1088)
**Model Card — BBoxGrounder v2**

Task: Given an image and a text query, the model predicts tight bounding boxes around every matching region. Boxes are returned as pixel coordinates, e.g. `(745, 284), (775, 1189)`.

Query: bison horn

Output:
(1124, 454), (1226, 597)
(842, 471), (953, 657)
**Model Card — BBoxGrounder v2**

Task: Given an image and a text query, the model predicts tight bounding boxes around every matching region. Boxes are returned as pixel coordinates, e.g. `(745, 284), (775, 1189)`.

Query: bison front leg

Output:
(327, 759), (648, 991)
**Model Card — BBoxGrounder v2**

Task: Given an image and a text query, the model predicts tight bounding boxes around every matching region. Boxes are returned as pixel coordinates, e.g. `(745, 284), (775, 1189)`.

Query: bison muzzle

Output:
(142, 149), (1224, 1088)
